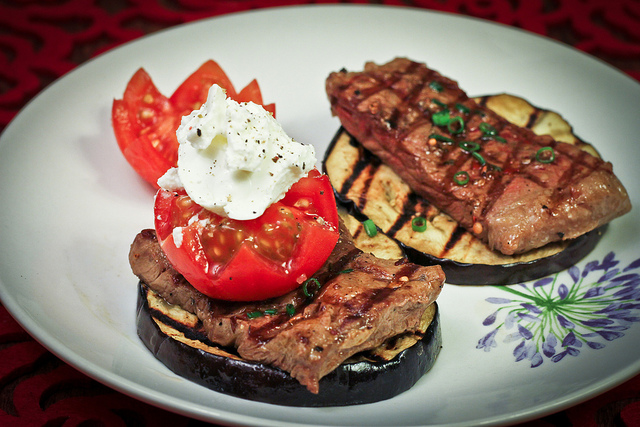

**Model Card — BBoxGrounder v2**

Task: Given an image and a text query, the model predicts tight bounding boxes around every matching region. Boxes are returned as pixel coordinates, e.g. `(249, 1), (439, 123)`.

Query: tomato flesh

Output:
(113, 61), (275, 187)
(234, 78), (276, 117)
(112, 69), (180, 186)
(169, 60), (239, 118)
(154, 170), (339, 301)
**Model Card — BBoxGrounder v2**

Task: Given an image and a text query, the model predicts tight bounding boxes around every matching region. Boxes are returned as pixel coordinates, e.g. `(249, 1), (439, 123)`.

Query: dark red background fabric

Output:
(1, 1), (639, 426)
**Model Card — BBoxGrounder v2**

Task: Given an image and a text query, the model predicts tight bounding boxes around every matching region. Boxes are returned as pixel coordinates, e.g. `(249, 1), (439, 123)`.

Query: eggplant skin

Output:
(398, 225), (605, 285)
(136, 284), (442, 407)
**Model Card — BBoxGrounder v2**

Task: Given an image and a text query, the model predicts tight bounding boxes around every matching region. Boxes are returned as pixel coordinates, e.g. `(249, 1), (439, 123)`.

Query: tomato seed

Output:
(143, 93), (154, 104)
(140, 108), (154, 119)
(294, 198), (311, 209)
(472, 222), (483, 234)
(177, 196), (191, 207)
(260, 239), (272, 248)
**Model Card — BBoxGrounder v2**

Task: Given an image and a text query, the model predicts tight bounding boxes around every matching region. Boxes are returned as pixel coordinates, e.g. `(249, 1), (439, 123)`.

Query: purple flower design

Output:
(477, 329), (498, 352)
(477, 252), (640, 367)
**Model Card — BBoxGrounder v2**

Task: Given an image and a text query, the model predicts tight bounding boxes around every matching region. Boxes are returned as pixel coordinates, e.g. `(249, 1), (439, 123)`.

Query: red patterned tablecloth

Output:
(1, 1), (639, 426)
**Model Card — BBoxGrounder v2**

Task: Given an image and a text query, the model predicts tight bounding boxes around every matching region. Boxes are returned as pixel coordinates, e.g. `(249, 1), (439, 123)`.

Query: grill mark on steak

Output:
(478, 124), (530, 219)
(326, 57), (631, 255)
(129, 224), (444, 394)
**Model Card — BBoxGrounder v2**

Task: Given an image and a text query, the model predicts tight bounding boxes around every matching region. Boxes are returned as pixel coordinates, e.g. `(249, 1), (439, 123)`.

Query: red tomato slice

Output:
(112, 68), (180, 186)
(154, 171), (339, 301)
(113, 61), (275, 187)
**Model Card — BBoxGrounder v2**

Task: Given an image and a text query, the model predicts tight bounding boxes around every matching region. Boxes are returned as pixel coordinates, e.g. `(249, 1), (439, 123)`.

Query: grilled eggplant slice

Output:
(137, 283), (441, 407)
(323, 94), (605, 285)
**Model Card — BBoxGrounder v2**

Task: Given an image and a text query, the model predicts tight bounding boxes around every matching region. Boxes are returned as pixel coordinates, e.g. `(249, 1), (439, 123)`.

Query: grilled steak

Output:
(326, 58), (631, 255)
(129, 225), (444, 394)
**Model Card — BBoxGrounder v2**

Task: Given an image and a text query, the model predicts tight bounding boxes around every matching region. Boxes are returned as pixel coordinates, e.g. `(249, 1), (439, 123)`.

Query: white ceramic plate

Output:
(1, 5), (639, 426)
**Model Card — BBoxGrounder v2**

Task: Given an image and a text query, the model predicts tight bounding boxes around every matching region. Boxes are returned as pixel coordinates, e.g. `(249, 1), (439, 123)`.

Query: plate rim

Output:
(1, 4), (639, 427)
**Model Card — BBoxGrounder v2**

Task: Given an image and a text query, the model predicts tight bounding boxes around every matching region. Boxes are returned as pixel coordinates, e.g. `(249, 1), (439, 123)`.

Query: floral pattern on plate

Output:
(477, 252), (640, 367)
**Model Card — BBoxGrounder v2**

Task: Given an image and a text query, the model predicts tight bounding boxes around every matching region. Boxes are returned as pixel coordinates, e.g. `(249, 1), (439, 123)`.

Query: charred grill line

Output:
(246, 311), (299, 344)
(478, 120), (523, 222)
(387, 194), (418, 237)
(394, 262), (422, 281)
(344, 287), (396, 322)
(442, 225), (467, 256)
(384, 109), (400, 130)
(397, 64), (437, 140)
(475, 95), (489, 107)
(526, 110), (540, 129)
(359, 163), (381, 212)
(549, 148), (594, 210)
(146, 292), (214, 345)
(338, 132), (381, 201)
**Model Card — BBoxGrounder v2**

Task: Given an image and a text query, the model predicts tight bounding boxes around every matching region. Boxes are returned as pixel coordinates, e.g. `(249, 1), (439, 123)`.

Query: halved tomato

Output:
(154, 170), (339, 301)
(113, 60), (275, 187)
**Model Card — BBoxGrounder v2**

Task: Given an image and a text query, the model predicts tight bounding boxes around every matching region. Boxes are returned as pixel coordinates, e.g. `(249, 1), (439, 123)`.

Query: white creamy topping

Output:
(158, 84), (316, 220)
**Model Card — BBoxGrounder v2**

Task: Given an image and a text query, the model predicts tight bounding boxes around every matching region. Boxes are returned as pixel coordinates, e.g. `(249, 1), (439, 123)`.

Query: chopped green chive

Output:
(536, 147), (555, 163)
(459, 141), (480, 152)
(479, 122), (497, 136)
(480, 122), (506, 143)
(453, 171), (470, 185)
(429, 133), (454, 144)
(247, 311), (264, 319)
(412, 216), (427, 232)
(264, 309), (278, 315)
(471, 151), (486, 166)
(447, 116), (465, 134)
(455, 103), (470, 114)
(303, 278), (321, 298)
(431, 110), (450, 126)
(432, 110), (466, 135)
(429, 81), (444, 92)
(339, 268), (354, 274)
(286, 303), (295, 316)
(363, 218), (377, 237)
(432, 98), (447, 108)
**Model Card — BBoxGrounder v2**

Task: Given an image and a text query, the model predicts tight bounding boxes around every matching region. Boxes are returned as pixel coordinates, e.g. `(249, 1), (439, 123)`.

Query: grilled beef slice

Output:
(129, 226), (444, 394)
(326, 58), (631, 255)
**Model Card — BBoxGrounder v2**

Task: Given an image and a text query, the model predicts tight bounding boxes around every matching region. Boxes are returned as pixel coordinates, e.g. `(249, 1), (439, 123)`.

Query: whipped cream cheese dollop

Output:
(158, 84), (316, 220)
